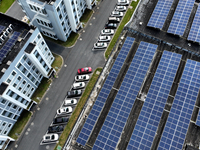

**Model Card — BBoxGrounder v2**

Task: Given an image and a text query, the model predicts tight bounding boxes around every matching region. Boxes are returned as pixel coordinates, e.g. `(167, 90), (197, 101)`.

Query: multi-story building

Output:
(17, 0), (97, 42)
(0, 13), (55, 149)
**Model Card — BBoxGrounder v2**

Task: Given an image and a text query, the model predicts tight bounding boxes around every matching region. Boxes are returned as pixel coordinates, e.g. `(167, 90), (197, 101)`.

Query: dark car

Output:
(53, 117), (69, 124)
(105, 23), (117, 29)
(67, 90), (82, 98)
(48, 125), (64, 133)
(77, 67), (92, 74)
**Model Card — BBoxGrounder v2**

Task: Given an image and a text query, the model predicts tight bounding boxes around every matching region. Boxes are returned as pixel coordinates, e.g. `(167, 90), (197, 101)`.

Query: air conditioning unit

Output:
(9, 24), (13, 30)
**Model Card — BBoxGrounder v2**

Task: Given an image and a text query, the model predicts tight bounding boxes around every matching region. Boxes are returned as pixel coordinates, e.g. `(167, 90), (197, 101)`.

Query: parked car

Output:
(78, 67), (92, 74)
(110, 11), (123, 17)
(101, 29), (114, 35)
(75, 75), (90, 82)
(48, 125), (64, 133)
(57, 106), (72, 115)
(98, 35), (111, 42)
(67, 90), (82, 98)
(105, 23), (117, 29)
(94, 42), (108, 49)
(64, 99), (77, 105)
(43, 133), (59, 142)
(108, 17), (120, 23)
(53, 117), (69, 124)
(115, 6), (127, 12)
(117, 0), (129, 6)
(72, 82), (85, 89)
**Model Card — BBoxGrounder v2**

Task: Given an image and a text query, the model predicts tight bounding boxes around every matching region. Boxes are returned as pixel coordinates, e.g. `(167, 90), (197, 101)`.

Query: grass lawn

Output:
(80, 9), (93, 23)
(8, 110), (32, 140)
(105, 0), (139, 59)
(31, 53), (63, 103)
(44, 32), (79, 47)
(54, 68), (102, 150)
(0, 0), (15, 13)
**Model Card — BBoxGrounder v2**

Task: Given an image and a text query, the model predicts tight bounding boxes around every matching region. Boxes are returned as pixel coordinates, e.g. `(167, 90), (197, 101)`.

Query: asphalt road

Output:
(6, 0), (117, 150)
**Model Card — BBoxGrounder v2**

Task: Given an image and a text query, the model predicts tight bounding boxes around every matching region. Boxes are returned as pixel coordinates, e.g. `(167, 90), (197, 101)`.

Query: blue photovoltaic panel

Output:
(0, 31), (21, 62)
(93, 42), (157, 150)
(158, 59), (200, 150)
(188, 6), (200, 42)
(127, 51), (181, 150)
(76, 37), (135, 146)
(147, 0), (174, 29)
(196, 110), (200, 126)
(0, 25), (5, 33)
(168, 0), (194, 36)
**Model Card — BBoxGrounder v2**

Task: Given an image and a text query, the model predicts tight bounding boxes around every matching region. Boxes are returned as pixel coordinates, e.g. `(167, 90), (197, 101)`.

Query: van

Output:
(108, 17), (120, 23)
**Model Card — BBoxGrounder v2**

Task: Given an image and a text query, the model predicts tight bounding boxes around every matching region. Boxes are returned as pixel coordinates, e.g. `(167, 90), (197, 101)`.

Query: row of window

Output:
(34, 51), (50, 72)
(42, 31), (57, 39)
(0, 121), (13, 136)
(36, 19), (53, 29)
(29, 4), (47, 15)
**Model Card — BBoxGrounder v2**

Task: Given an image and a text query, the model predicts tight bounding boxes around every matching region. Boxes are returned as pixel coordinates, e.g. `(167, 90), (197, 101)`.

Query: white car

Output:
(75, 75), (90, 82)
(57, 106), (72, 115)
(64, 99), (77, 105)
(72, 82), (85, 89)
(111, 11), (123, 17)
(117, 0), (129, 6)
(43, 133), (59, 142)
(101, 29), (114, 35)
(94, 42), (108, 49)
(115, 6), (127, 12)
(98, 36), (111, 42)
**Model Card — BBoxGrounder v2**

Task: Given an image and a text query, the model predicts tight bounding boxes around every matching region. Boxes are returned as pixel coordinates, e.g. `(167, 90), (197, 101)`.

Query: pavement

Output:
(6, 0), (118, 150)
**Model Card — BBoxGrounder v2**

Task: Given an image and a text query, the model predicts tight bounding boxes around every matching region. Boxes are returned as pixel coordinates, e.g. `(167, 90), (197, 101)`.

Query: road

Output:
(6, 0), (117, 150)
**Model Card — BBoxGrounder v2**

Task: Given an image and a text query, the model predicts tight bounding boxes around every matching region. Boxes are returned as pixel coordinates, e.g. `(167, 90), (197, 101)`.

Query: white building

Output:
(0, 13), (55, 149)
(17, 0), (97, 41)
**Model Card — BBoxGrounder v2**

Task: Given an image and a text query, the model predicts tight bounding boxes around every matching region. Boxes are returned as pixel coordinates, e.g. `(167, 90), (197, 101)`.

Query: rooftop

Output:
(0, 13), (35, 78)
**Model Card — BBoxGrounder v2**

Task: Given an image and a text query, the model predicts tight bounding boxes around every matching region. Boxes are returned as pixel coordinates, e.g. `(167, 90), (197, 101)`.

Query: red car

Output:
(77, 67), (92, 74)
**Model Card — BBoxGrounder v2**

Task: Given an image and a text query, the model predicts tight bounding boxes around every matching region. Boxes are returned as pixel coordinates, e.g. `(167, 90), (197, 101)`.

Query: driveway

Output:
(6, 0), (117, 150)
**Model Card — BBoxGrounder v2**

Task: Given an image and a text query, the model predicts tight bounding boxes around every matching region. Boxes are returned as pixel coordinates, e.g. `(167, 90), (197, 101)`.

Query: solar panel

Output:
(0, 31), (21, 62)
(93, 42), (157, 150)
(167, 0), (195, 36)
(188, 6), (200, 42)
(76, 37), (135, 146)
(127, 51), (181, 150)
(196, 110), (200, 126)
(147, 0), (174, 29)
(0, 25), (5, 33)
(158, 59), (200, 150)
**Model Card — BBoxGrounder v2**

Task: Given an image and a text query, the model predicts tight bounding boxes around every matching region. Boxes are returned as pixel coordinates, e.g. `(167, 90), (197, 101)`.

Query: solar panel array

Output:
(196, 110), (200, 126)
(93, 42), (157, 150)
(147, 0), (174, 29)
(158, 59), (200, 150)
(167, 0), (194, 36)
(0, 25), (5, 34)
(188, 6), (200, 43)
(76, 37), (135, 146)
(127, 51), (181, 150)
(0, 31), (21, 62)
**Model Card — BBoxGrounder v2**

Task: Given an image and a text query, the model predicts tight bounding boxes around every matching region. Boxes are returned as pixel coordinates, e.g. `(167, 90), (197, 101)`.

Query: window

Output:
(31, 88), (34, 91)
(8, 124), (12, 127)
(44, 22), (47, 26)
(27, 60), (31, 66)
(13, 105), (17, 109)
(64, 8), (66, 13)
(2, 122), (6, 126)
(61, 1), (64, 5)
(9, 91), (14, 97)
(37, 34), (41, 39)
(71, 1), (74, 5)
(57, 7), (60, 12)
(27, 73), (31, 78)
(4, 131), (7, 134)
(45, 47), (48, 51)
(29, 4), (33, 10)
(13, 83), (17, 87)
(1, 99), (6, 104)
(8, 103), (12, 107)
(2, 111), (6, 116)
(41, 41), (44, 45)
(21, 99), (25, 103)
(0, 141), (3, 145)
(73, 8), (75, 12)
(18, 87), (22, 91)
(36, 70), (39, 74)
(16, 95), (20, 100)
(23, 91), (26, 94)
(18, 108), (21, 111)
(59, 14), (62, 19)
(27, 84), (30, 88)
(22, 68), (27, 74)
(37, 19), (40, 23)
(12, 71), (16, 76)
(17, 63), (22, 69)
(62, 21), (64, 26)
(6, 79), (11, 83)
(32, 66), (36, 70)
(42, 9), (47, 14)
(8, 113), (12, 118)
(17, 76), (21, 81)
(36, 53), (39, 58)
(23, 55), (27, 61)
(22, 81), (26, 84)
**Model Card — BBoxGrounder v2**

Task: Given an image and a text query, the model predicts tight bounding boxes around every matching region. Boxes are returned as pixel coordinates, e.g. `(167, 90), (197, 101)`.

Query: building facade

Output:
(17, 0), (96, 42)
(0, 13), (54, 149)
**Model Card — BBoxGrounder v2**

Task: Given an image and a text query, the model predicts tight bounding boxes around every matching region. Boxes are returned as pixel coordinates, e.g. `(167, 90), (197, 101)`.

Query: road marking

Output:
(27, 128), (30, 131)
(83, 30), (85, 32)
(64, 64), (67, 67)
(25, 132), (28, 135)
(31, 122), (34, 126)
(89, 23), (92, 26)
(93, 17), (95, 19)
(37, 107), (40, 111)
(46, 97), (49, 101)
(80, 38), (82, 41)
(97, 7), (99, 9)
(15, 144), (18, 148)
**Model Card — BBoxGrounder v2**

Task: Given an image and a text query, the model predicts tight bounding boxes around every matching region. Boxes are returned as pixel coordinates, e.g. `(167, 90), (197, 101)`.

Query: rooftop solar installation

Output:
(127, 51), (181, 150)
(196, 110), (200, 126)
(0, 31), (20, 62)
(167, 0), (195, 36)
(188, 6), (200, 43)
(158, 59), (200, 150)
(76, 37), (135, 146)
(0, 25), (5, 34)
(147, 0), (174, 29)
(93, 42), (157, 150)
